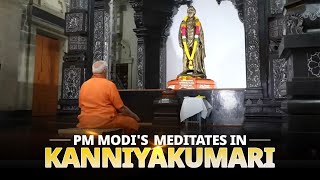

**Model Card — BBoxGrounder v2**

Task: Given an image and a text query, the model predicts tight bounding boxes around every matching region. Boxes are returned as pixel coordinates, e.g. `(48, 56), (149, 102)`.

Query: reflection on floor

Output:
(0, 116), (319, 168)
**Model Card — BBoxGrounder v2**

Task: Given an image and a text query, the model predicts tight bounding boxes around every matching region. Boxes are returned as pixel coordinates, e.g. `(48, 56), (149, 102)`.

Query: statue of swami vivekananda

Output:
(178, 6), (206, 79)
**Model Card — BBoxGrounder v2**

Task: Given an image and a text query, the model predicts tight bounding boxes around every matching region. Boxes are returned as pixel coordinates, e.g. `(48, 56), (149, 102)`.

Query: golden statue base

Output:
(167, 75), (216, 90)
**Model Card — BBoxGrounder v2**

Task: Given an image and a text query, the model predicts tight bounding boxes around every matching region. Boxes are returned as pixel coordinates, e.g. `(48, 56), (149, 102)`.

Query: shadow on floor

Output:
(0, 116), (319, 168)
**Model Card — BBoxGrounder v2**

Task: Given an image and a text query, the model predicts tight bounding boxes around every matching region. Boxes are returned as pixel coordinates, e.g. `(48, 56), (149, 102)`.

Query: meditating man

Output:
(77, 60), (140, 134)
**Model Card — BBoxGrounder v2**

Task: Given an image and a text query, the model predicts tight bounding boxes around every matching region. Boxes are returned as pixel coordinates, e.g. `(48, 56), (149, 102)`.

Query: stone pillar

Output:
(133, 28), (147, 89)
(59, 0), (89, 113)
(218, 0), (284, 120)
(243, 0), (265, 118)
(159, 4), (180, 89)
(129, 0), (146, 89)
(108, 0), (120, 84)
(268, 0), (287, 115)
(244, 0), (261, 89)
(279, 0), (320, 155)
(159, 36), (167, 89)
(59, 0), (117, 113)
(93, 0), (111, 78)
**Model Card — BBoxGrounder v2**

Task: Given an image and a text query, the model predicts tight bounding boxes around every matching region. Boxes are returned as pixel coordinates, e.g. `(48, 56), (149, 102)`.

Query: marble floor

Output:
(0, 115), (319, 168)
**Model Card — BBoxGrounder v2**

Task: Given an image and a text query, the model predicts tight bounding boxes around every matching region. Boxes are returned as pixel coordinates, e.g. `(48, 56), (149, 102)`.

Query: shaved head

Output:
(92, 60), (107, 74)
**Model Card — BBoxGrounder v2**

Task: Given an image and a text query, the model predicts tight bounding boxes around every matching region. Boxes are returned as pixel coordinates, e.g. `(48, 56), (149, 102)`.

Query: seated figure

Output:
(77, 60), (140, 134)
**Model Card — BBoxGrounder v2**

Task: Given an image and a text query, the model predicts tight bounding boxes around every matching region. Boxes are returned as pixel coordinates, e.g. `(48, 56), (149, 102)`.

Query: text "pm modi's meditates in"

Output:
(77, 60), (140, 134)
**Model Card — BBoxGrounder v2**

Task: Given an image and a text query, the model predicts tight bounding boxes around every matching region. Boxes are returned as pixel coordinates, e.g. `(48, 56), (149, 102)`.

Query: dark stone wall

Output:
(279, 0), (320, 155)
(119, 89), (245, 126)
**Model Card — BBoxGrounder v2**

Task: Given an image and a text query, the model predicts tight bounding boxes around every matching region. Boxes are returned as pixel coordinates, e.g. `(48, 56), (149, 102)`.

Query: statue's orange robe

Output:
(77, 74), (139, 134)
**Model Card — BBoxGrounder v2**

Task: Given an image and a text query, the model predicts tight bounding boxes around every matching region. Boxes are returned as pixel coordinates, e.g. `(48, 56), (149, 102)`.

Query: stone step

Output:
(153, 112), (179, 116)
(153, 117), (180, 127)
(245, 113), (286, 119)
(285, 100), (320, 114)
(288, 115), (320, 132)
(287, 79), (320, 96)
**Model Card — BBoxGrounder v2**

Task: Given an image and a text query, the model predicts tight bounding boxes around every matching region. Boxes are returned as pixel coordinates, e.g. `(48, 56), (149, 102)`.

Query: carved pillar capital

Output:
(161, 5), (179, 39)
(129, 0), (145, 28)
(234, 0), (244, 23)
(134, 28), (148, 39)
(217, 0), (244, 23)
(129, 0), (143, 10)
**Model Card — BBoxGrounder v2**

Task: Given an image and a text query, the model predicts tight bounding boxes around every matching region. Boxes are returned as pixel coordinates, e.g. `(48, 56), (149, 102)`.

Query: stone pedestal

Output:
(152, 102), (181, 127)
(280, 35), (320, 134)
(280, 0), (320, 157)
(152, 90), (181, 134)
(167, 76), (216, 90)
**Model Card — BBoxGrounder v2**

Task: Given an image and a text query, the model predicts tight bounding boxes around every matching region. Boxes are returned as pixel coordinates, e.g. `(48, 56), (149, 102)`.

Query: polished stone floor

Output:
(0, 116), (319, 168)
